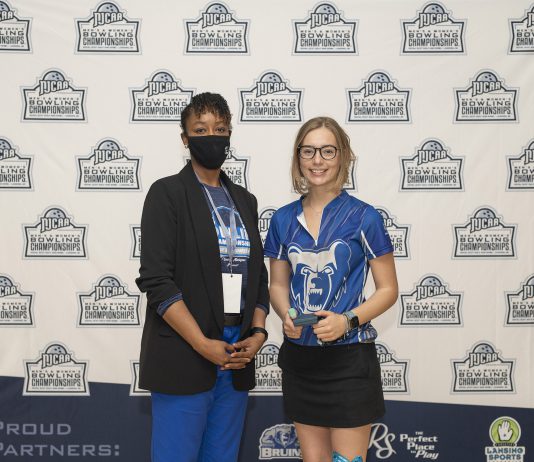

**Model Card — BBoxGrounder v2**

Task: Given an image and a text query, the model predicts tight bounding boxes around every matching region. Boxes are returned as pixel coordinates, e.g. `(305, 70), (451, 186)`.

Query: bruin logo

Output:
(259, 424), (300, 459)
(0, 1), (31, 52)
(509, 5), (534, 53)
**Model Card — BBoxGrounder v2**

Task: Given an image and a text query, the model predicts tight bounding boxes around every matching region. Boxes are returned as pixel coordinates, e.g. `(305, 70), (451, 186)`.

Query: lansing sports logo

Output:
(402, 2), (465, 54)
(24, 207), (87, 258)
(259, 424), (301, 460)
(0, 137), (32, 189)
(76, 1), (140, 53)
(485, 417), (525, 462)
(347, 71), (411, 123)
(453, 207), (516, 258)
(77, 138), (141, 190)
(376, 343), (409, 393)
(400, 138), (464, 191)
(78, 275), (140, 326)
(131, 71), (194, 123)
(185, 2), (249, 54)
(293, 3), (357, 54)
(376, 207), (410, 258)
(0, 0), (31, 51)
(24, 342), (89, 395)
(505, 275), (534, 325)
(0, 274), (33, 326)
(400, 274), (462, 326)
(250, 342), (282, 396)
(455, 71), (518, 122)
(507, 139), (534, 190)
(129, 361), (149, 396)
(239, 71), (303, 123)
(22, 70), (86, 122)
(452, 342), (514, 393)
(509, 5), (534, 53)
(258, 207), (277, 246)
(131, 225), (141, 258)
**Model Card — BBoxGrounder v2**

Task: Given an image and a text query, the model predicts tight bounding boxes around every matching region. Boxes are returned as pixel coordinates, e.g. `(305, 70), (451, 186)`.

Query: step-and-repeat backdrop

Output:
(1, 1), (533, 460)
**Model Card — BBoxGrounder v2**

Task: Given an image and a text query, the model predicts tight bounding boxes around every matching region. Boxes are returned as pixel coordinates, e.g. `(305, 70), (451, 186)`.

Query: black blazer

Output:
(136, 162), (269, 394)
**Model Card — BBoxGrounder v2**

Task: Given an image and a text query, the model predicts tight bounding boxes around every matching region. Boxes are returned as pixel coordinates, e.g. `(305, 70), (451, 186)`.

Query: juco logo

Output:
(76, 1), (140, 53)
(400, 138), (464, 191)
(400, 274), (462, 326)
(452, 342), (514, 393)
(485, 417), (525, 462)
(0, 274), (34, 326)
(258, 207), (277, 246)
(453, 207), (516, 258)
(250, 343), (282, 396)
(185, 2), (249, 54)
(78, 275), (140, 326)
(376, 343), (409, 393)
(129, 361), (149, 396)
(131, 71), (194, 122)
(347, 71), (411, 123)
(77, 138), (141, 190)
(221, 147), (249, 189)
(293, 2), (357, 54)
(402, 2), (465, 54)
(24, 342), (89, 395)
(23, 207), (87, 258)
(376, 207), (410, 258)
(455, 71), (518, 122)
(239, 71), (303, 122)
(509, 5), (534, 53)
(505, 275), (534, 325)
(507, 139), (534, 190)
(259, 424), (301, 460)
(0, 137), (32, 189)
(131, 225), (141, 258)
(0, 0), (31, 52)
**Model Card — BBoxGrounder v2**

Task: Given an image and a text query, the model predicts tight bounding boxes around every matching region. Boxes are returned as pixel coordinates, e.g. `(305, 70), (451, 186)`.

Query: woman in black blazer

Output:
(136, 93), (269, 462)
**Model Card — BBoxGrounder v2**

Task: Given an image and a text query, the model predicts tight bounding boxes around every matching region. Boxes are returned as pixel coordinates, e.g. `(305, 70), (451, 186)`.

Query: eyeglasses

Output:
(297, 145), (338, 160)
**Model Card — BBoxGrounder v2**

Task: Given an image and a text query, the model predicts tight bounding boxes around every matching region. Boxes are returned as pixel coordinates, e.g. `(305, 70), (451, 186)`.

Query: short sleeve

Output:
(360, 207), (394, 259)
(264, 211), (288, 261)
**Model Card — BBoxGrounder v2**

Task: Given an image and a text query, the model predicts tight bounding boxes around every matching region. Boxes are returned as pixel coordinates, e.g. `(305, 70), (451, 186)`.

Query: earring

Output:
(184, 145), (188, 149)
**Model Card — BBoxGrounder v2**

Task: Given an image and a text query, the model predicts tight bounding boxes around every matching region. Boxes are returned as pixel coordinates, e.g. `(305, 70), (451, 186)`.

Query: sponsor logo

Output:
(400, 431), (440, 460)
(376, 207), (410, 258)
(76, 1), (140, 53)
(369, 423), (397, 459)
(505, 275), (534, 325)
(250, 342), (282, 396)
(259, 424), (301, 460)
(507, 139), (534, 190)
(455, 71), (518, 122)
(509, 5), (534, 53)
(400, 138), (463, 191)
(129, 361), (149, 396)
(485, 417), (525, 462)
(23, 342), (89, 395)
(258, 207), (277, 246)
(400, 274), (462, 326)
(0, 136), (33, 190)
(131, 70), (194, 123)
(239, 71), (303, 122)
(402, 2), (465, 54)
(131, 225), (141, 258)
(452, 342), (514, 393)
(347, 71), (411, 123)
(185, 2), (249, 54)
(376, 343), (409, 393)
(23, 207), (87, 259)
(0, 0), (31, 51)
(76, 138), (141, 190)
(453, 207), (516, 258)
(0, 274), (34, 326)
(293, 2), (357, 54)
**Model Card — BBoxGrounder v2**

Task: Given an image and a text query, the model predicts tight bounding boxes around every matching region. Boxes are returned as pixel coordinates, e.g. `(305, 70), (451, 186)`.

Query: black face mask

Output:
(188, 135), (230, 170)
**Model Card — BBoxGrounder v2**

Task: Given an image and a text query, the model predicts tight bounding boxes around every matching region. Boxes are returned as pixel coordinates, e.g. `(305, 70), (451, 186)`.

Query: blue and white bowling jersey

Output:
(264, 190), (393, 346)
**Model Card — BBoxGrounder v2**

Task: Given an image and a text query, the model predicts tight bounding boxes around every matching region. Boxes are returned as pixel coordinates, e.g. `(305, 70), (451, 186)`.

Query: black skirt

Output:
(278, 340), (385, 428)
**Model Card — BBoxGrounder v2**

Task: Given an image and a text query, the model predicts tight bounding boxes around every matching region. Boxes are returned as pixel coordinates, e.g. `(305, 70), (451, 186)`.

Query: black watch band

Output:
(250, 326), (268, 340)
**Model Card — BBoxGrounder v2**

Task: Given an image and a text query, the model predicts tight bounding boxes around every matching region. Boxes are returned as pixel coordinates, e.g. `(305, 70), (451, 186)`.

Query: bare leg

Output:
(331, 424), (372, 462)
(294, 422), (332, 462)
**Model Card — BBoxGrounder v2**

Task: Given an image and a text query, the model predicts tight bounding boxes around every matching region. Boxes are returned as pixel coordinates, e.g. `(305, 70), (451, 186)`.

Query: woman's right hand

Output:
(283, 311), (303, 339)
(195, 338), (249, 369)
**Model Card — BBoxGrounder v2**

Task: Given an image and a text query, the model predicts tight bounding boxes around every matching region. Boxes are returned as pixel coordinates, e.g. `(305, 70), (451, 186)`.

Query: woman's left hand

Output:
(223, 332), (266, 370)
(312, 311), (347, 342)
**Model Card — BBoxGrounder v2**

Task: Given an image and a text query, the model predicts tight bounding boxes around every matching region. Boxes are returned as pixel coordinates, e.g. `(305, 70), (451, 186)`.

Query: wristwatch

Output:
(250, 326), (268, 340)
(343, 311), (360, 331)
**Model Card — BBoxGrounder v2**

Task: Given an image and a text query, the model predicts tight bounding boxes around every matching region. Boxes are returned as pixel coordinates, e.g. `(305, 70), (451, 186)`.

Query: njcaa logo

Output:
(400, 138), (464, 191)
(239, 71), (303, 122)
(78, 275), (140, 326)
(24, 342), (89, 395)
(509, 5), (534, 53)
(76, 1), (140, 53)
(129, 361), (149, 396)
(452, 342), (514, 393)
(400, 275), (462, 326)
(485, 417), (525, 462)
(293, 3), (357, 54)
(22, 70), (86, 122)
(131, 70), (195, 123)
(402, 2), (465, 54)
(259, 207), (277, 246)
(506, 275), (534, 325)
(0, 0), (31, 52)
(507, 139), (534, 190)
(259, 424), (300, 460)
(250, 342), (282, 396)
(77, 138), (141, 190)
(455, 71), (518, 122)
(131, 225), (141, 258)
(221, 147), (249, 189)
(347, 71), (411, 123)
(23, 207), (87, 259)
(344, 161), (357, 190)
(376, 207), (410, 258)
(185, 2), (249, 54)
(0, 274), (33, 326)
(376, 343), (409, 393)
(0, 137), (32, 190)
(453, 207), (516, 258)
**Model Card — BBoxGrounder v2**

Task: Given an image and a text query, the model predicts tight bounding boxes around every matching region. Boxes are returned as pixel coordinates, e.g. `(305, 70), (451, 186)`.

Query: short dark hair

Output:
(180, 92), (232, 133)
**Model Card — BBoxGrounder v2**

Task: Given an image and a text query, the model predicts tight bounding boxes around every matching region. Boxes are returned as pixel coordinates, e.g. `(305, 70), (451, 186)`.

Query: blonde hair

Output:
(291, 117), (356, 195)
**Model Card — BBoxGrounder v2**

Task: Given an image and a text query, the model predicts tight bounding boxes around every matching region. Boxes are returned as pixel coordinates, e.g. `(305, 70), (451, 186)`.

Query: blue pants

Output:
(151, 326), (248, 462)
